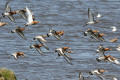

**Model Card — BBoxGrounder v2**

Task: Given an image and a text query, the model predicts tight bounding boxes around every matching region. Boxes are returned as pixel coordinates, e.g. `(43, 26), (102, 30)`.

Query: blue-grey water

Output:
(0, 0), (120, 80)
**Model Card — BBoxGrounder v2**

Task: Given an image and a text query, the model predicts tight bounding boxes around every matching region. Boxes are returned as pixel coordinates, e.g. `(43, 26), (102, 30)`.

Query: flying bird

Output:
(2, 0), (16, 22)
(109, 37), (118, 43)
(0, 22), (8, 27)
(96, 45), (112, 56)
(11, 52), (25, 60)
(55, 47), (72, 64)
(25, 7), (39, 26)
(47, 29), (64, 40)
(83, 8), (99, 27)
(30, 44), (49, 55)
(79, 72), (84, 80)
(11, 26), (27, 40)
(16, 9), (27, 20)
(89, 69), (106, 75)
(33, 35), (49, 50)
(111, 26), (117, 32)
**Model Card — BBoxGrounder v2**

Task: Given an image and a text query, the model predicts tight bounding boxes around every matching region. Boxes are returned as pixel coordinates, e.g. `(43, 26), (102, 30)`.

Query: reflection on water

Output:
(0, 0), (120, 80)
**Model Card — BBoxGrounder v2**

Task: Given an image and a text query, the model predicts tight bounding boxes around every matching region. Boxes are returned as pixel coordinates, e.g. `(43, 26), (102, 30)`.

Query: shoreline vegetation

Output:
(0, 68), (17, 80)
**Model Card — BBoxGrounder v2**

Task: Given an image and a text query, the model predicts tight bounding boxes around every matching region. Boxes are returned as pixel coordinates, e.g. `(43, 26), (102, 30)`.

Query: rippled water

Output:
(0, 0), (120, 80)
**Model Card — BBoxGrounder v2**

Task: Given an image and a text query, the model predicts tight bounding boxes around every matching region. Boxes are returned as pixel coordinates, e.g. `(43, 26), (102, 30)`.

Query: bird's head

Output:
(96, 58), (101, 62)
(33, 37), (36, 40)
(2, 13), (5, 17)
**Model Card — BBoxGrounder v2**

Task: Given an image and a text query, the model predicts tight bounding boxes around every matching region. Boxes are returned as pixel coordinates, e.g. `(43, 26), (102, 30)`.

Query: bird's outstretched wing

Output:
(38, 39), (49, 50)
(8, 15), (15, 22)
(19, 10), (27, 19)
(88, 8), (93, 22)
(35, 48), (44, 55)
(97, 75), (106, 80)
(26, 6), (33, 23)
(5, 0), (11, 12)
(16, 29), (26, 40)
(90, 33), (99, 41)
(79, 72), (84, 80)
(54, 35), (61, 40)
(63, 54), (72, 65)
(42, 43), (49, 50)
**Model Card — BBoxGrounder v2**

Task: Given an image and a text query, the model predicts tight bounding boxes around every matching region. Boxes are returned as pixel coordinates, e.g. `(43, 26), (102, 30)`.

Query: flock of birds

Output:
(78, 8), (120, 80)
(0, 0), (120, 80)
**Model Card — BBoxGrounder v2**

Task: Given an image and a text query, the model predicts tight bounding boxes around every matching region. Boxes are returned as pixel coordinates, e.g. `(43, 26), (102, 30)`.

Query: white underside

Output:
(4, 12), (10, 16)
(87, 21), (95, 24)
(91, 70), (101, 75)
(36, 36), (47, 42)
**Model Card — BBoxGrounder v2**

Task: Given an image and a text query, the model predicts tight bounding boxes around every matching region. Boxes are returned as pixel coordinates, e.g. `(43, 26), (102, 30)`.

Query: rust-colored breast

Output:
(56, 30), (64, 36)
(63, 47), (69, 50)
(59, 31), (64, 35)
(17, 52), (24, 56)
(99, 33), (105, 37)
(19, 28), (25, 31)
(104, 48), (110, 51)
(93, 30), (99, 33)
(34, 44), (43, 48)
(99, 69), (105, 73)
(9, 11), (16, 15)
(32, 21), (39, 24)
(38, 44), (43, 47)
